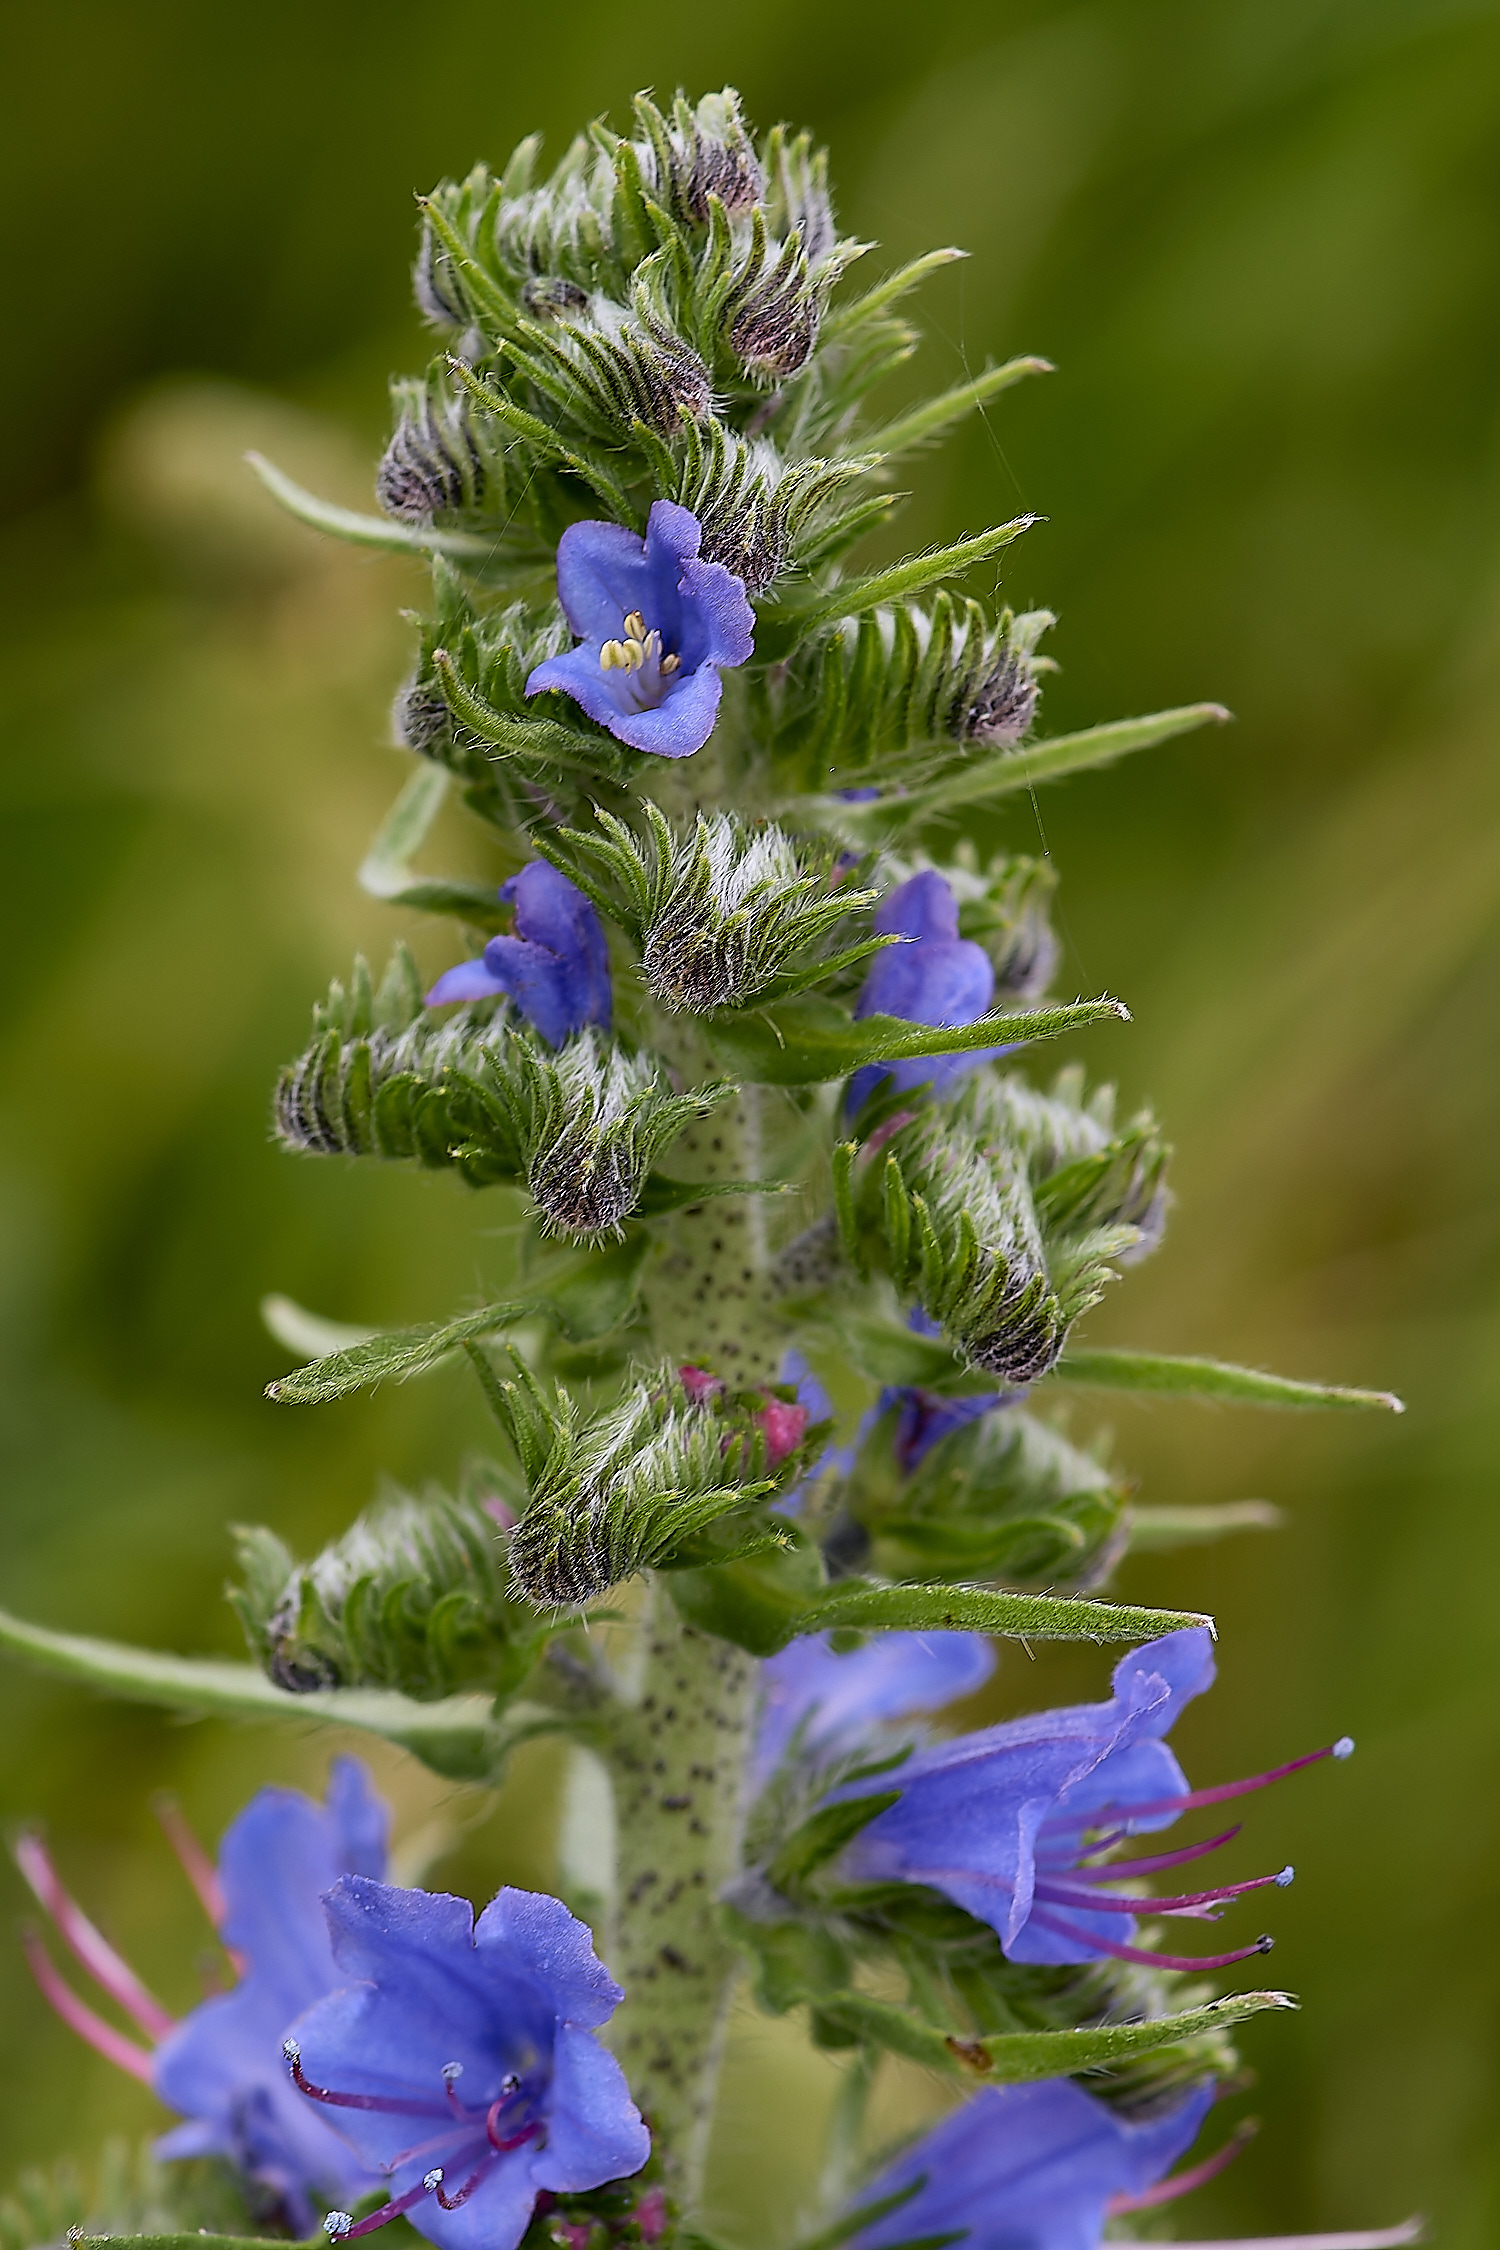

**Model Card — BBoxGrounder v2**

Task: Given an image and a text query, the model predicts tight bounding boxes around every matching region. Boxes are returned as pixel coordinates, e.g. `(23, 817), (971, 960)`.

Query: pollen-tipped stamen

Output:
(1039, 1740), (1354, 1840)
(325, 2175), (447, 2242)
(1032, 1867), (1294, 1919)
(1108, 2120), (1258, 2216)
(1024, 1907), (1275, 1974)
(283, 2038), (452, 2120)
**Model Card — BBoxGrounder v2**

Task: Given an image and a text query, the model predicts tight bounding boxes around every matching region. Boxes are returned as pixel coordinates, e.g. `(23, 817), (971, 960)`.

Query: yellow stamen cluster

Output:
(599, 611), (681, 677)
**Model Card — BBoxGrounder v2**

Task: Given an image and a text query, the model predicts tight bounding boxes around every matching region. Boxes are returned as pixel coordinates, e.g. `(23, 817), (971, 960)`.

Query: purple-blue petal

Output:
(554, 516), (666, 644)
(874, 869), (963, 945)
(599, 660), (725, 758)
(846, 2077), (1214, 2250)
(427, 958), (511, 1007)
(834, 1629), (1216, 1958)
(532, 2024), (651, 2192)
(754, 1630), (995, 1787)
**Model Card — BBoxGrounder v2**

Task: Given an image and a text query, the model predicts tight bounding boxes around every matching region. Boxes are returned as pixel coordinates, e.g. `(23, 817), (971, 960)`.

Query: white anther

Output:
(1333, 1735), (1355, 1758)
(282, 2037), (301, 2063)
(1277, 1865), (1295, 1886)
(442, 2061), (464, 2083)
(422, 2170), (444, 2192)
(324, 2214), (353, 2240)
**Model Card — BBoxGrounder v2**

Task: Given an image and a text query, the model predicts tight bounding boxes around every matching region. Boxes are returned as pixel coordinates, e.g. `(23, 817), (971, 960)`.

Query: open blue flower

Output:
(847, 870), (1002, 1113)
(843, 2076), (1215, 2250)
(284, 1880), (649, 2250)
(754, 1629), (995, 1789)
(525, 500), (755, 758)
(151, 1760), (389, 2228)
(834, 1628), (1348, 1974)
(426, 861), (612, 1047)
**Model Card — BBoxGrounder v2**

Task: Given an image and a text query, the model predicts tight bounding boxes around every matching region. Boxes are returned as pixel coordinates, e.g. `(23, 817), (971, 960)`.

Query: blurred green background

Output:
(2, 0), (1497, 2241)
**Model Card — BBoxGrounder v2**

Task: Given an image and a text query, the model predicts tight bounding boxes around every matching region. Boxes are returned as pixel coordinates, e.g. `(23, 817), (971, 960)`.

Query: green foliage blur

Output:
(2, 0), (1497, 2242)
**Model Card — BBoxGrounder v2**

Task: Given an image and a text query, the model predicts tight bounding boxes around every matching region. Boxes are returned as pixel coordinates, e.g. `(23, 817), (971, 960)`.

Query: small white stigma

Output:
(422, 2170), (445, 2192)
(324, 2214), (353, 2240)
(1333, 1735), (1355, 1759)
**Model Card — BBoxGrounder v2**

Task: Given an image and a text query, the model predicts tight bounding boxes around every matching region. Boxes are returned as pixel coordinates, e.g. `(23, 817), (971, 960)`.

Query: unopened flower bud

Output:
(377, 404), (483, 522)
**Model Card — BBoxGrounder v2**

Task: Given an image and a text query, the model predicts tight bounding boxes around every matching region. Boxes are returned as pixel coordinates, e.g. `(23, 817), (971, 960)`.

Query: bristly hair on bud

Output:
(376, 376), (486, 522)
(542, 803), (886, 1015)
(637, 88), (765, 224)
(492, 1357), (817, 1609)
(519, 1030), (735, 1237)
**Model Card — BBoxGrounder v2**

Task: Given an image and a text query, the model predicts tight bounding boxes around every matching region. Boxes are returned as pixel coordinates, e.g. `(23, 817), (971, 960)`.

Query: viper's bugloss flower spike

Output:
(427, 863), (612, 1047)
(18, 1761), (390, 2234)
(841, 2076), (1215, 2250)
(753, 1628), (995, 1787)
(833, 1628), (1348, 1971)
(525, 502), (754, 758)
(284, 1879), (649, 2250)
(847, 870), (1006, 1113)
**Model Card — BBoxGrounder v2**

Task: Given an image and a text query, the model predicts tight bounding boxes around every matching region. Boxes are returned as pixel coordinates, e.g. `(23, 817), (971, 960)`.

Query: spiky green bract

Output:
(541, 801), (883, 1012)
(274, 952), (731, 1236)
(841, 1402), (1128, 1588)
(229, 1473), (539, 1700)
(480, 1351), (821, 1609)
(838, 1068), (1169, 1383)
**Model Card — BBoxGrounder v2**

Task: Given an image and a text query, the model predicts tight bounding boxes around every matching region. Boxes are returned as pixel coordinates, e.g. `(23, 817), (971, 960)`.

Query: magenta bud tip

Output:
(1276, 1865), (1295, 1886)
(1333, 1736), (1355, 1759)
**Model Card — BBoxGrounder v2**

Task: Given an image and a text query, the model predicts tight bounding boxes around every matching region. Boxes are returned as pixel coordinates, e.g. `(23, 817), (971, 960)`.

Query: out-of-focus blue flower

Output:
(152, 1761), (389, 2227)
(426, 861), (612, 1047)
(525, 501), (754, 758)
(847, 870), (1002, 1113)
(884, 1384), (1020, 1471)
(754, 1629), (995, 1788)
(834, 1628), (1346, 1974)
(285, 1880), (649, 2250)
(843, 2075), (1215, 2250)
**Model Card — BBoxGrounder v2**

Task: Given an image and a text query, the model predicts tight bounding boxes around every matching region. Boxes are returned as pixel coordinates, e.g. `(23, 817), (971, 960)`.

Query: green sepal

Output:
(265, 1301), (535, 1404)
(708, 994), (1127, 1086)
(721, 1904), (852, 2016)
(832, 1312), (974, 1389)
(790, 1986), (1295, 2081)
(759, 515), (1037, 647)
(1054, 1348), (1403, 1412)
(766, 1793), (901, 1891)
(634, 1174), (794, 1216)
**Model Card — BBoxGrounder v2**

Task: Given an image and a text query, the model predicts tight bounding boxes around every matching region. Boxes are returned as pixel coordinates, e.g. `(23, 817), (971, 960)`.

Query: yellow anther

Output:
(622, 610), (647, 642)
(661, 652), (681, 674)
(599, 639), (626, 670)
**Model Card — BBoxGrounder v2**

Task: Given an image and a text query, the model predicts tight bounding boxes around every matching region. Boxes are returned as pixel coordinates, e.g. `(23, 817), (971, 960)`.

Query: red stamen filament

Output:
(20, 1928), (156, 2083)
(1108, 2120), (1258, 2214)
(285, 2045), (452, 2120)
(1053, 1823), (1245, 1881)
(1024, 1905), (1274, 1973)
(14, 1835), (175, 2042)
(1033, 1868), (1291, 1920)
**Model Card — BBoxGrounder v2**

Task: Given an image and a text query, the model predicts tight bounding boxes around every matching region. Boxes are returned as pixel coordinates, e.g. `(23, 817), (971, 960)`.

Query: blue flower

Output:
(846, 870), (1002, 1113)
(151, 1760), (390, 2227)
(754, 1629), (995, 1789)
(284, 1879), (650, 2250)
(834, 1628), (1349, 1973)
(885, 1385), (1016, 1471)
(426, 861), (612, 1047)
(843, 2076), (1215, 2250)
(525, 501), (755, 758)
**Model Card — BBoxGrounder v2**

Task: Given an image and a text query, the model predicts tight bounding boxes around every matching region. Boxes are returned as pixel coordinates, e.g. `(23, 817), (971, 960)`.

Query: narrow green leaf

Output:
(1054, 1349), (1404, 1413)
(1129, 1501), (1283, 1551)
(768, 1794), (901, 1890)
(709, 994), (1127, 1086)
(265, 1301), (534, 1403)
(355, 768), (502, 921)
(803, 1987), (1294, 2080)
(245, 452), (500, 561)
(0, 1607), (499, 1765)
(862, 358), (1053, 459)
(780, 1579), (1213, 1648)
(880, 703), (1233, 824)
(430, 650), (604, 773)
(775, 517), (1037, 638)
(819, 246), (966, 337)
(260, 1293), (376, 1361)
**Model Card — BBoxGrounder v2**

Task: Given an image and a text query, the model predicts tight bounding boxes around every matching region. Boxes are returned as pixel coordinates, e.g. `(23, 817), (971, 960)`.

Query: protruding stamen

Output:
(1025, 1905), (1275, 1973)
(1034, 1867), (1294, 1918)
(1108, 2119), (1257, 2214)
(1058, 1823), (1245, 1881)
(327, 2173), (446, 2241)
(284, 2040), (451, 2120)
(434, 2165), (490, 2210)
(20, 1927), (156, 2082)
(13, 1835), (175, 2042)
(1040, 1741), (1354, 1838)
(150, 1794), (228, 1932)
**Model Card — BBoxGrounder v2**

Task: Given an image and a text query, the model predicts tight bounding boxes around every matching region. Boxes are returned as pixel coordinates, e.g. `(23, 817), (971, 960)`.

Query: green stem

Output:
(602, 1587), (758, 2203)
